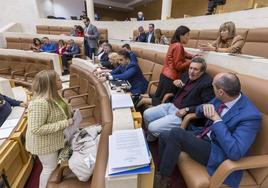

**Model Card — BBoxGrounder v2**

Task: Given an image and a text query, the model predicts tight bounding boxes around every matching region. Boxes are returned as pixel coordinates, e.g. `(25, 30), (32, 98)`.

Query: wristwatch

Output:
(185, 107), (190, 113)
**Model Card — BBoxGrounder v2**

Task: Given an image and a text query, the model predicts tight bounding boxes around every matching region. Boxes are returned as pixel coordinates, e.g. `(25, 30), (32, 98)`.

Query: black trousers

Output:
(151, 73), (177, 106)
(158, 127), (211, 177)
(61, 54), (72, 69)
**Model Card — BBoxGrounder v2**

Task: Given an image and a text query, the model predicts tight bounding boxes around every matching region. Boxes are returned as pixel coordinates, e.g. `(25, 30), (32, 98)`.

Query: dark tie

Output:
(196, 103), (226, 139)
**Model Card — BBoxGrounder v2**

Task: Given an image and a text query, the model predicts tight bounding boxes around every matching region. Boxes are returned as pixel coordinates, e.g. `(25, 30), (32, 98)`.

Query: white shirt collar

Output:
(223, 93), (241, 110)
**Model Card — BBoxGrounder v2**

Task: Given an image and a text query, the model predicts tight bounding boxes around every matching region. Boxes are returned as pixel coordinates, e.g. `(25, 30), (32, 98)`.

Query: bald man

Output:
(153, 73), (261, 188)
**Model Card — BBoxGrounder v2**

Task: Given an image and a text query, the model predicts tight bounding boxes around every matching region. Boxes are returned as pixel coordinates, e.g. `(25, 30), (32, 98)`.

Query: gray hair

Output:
(191, 57), (207, 72)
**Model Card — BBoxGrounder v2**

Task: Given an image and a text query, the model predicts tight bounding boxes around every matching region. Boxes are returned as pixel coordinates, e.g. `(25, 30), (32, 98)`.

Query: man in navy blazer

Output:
(104, 50), (148, 94)
(154, 73), (262, 188)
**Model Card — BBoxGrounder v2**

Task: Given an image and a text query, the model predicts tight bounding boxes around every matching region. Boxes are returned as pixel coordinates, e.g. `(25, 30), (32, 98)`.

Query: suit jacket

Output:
(146, 32), (155, 43)
(84, 24), (99, 48)
(26, 98), (71, 155)
(172, 73), (214, 113)
(196, 94), (262, 187)
(111, 60), (148, 94)
(65, 43), (80, 56)
(135, 32), (147, 42)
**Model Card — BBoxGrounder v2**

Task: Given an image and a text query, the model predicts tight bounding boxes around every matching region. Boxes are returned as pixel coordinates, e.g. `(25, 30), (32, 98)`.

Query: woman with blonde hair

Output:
(154, 29), (169, 45)
(199, 21), (244, 53)
(26, 70), (73, 188)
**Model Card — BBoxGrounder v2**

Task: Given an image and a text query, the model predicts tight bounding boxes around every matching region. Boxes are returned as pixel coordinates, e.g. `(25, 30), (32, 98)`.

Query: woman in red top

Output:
(152, 26), (193, 105)
(75, 25), (84, 37)
(56, 39), (66, 55)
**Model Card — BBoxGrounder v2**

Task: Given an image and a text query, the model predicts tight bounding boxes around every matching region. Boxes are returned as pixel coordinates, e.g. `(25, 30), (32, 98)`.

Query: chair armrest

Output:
(209, 155), (268, 188)
(76, 105), (96, 111)
(143, 72), (153, 80)
(24, 71), (38, 81)
(146, 80), (159, 94)
(161, 93), (174, 103)
(61, 85), (80, 97)
(0, 67), (10, 73)
(68, 93), (88, 103)
(180, 113), (198, 129)
(73, 53), (82, 58)
(11, 69), (25, 78)
(48, 161), (69, 183)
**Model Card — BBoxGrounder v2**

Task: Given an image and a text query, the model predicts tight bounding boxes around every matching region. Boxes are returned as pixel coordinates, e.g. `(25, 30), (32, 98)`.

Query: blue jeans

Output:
(143, 103), (182, 137)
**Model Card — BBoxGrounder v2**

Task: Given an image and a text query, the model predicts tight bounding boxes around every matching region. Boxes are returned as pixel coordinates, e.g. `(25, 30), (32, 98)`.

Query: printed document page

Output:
(109, 128), (150, 169)
(111, 94), (134, 109)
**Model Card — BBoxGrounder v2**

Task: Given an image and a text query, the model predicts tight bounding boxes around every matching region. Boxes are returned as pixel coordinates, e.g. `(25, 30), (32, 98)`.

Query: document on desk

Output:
(1, 118), (20, 129)
(109, 128), (150, 169)
(111, 94), (134, 110)
(0, 127), (15, 139)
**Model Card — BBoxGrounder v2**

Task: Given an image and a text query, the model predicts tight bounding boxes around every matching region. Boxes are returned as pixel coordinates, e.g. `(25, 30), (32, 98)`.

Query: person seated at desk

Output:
(135, 26), (147, 42)
(153, 73), (261, 188)
(75, 25), (84, 37)
(146, 23), (155, 43)
(206, 0), (226, 15)
(100, 43), (113, 68)
(41, 37), (57, 53)
(121, 43), (137, 63)
(143, 57), (214, 142)
(199, 21), (245, 54)
(26, 70), (74, 188)
(30, 38), (42, 52)
(154, 29), (169, 45)
(100, 50), (148, 95)
(56, 39), (66, 55)
(0, 93), (27, 126)
(61, 39), (80, 75)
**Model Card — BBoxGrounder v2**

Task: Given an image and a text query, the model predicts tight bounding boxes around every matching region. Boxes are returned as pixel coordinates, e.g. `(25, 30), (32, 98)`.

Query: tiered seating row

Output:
(133, 27), (268, 58)
(0, 54), (53, 89)
(36, 25), (108, 42)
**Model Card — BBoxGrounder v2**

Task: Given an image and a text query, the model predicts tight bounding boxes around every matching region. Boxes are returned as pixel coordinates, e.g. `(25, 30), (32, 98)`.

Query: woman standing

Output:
(26, 70), (73, 188)
(140, 26), (193, 107)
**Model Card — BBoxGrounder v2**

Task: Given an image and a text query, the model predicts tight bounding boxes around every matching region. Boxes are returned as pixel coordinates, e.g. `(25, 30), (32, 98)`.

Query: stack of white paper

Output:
(108, 128), (151, 176)
(111, 94), (134, 110)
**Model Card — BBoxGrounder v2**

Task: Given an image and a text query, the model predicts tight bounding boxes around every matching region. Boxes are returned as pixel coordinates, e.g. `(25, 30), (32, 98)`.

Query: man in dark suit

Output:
(146, 23), (155, 43)
(135, 26), (147, 42)
(206, 0), (226, 15)
(61, 39), (80, 75)
(154, 72), (262, 188)
(83, 17), (99, 59)
(143, 57), (214, 141)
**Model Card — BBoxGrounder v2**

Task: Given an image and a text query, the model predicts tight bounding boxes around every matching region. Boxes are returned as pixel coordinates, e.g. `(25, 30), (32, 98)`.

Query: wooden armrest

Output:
(147, 80), (159, 94)
(161, 93), (175, 103)
(61, 85), (80, 96)
(180, 113), (198, 129)
(0, 67), (10, 73)
(48, 161), (69, 183)
(68, 93), (88, 103)
(73, 53), (82, 58)
(209, 155), (268, 188)
(143, 72), (153, 76)
(24, 71), (38, 81)
(76, 105), (96, 111)
(11, 69), (25, 78)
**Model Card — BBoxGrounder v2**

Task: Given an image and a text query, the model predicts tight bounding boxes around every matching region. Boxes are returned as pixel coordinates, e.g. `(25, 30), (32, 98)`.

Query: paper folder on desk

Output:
(111, 94), (134, 109)
(108, 128), (151, 177)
